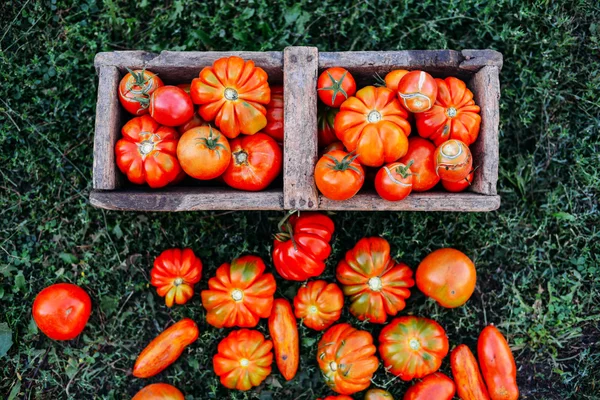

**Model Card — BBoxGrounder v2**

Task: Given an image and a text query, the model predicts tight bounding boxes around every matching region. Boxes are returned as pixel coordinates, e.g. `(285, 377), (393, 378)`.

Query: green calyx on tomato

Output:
(325, 152), (361, 173)
(394, 160), (413, 179)
(318, 71), (350, 106)
(124, 67), (156, 107)
(274, 210), (299, 249)
(196, 126), (227, 152)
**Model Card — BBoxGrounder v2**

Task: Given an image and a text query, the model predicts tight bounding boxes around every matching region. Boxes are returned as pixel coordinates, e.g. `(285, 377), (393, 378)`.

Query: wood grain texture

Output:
(93, 66), (123, 190)
(460, 49), (504, 71)
(283, 46), (319, 210)
(90, 188), (284, 211)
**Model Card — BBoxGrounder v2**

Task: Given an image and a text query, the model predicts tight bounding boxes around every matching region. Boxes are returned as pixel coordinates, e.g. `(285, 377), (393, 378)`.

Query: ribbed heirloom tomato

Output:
(263, 85), (284, 142)
(334, 86), (411, 167)
(379, 316), (449, 381)
(403, 373), (456, 400)
(201, 255), (276, 328)
(451, 344), (491, 400)
(397, 70), (438, 113)
(416, 77), (481, 146)
(317, 67), (356, 107)
(213, 329), (273, 391)
(365, 388), (395, 400)
(118, 68), (164, 115)
(191, 56), (270, 138)
(336, 237), (414, 324)
(399, 137), (439, 192)
(315, 150), (365, 201)
(318, 105), (340, 147)
(317, 323), (379, 395)
(115, 115), (182, 188)
(478, 326), (519, 400)
(132, 383), (185, 400)
(177, 126), (231, 180)
(149, 85), (194, 127)
(293, 280), (344, 331)
(375, 161), (414, 201)
(150, 248), (202, 308)
(272, 212), (335, 281)
(268, 299), (299, 381)
(434, 139), (473, 182)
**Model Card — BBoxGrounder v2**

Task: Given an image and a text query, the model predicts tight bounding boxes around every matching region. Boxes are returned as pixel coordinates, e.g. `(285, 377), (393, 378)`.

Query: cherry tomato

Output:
(399, 137), (439, 192)
(434, 139), (473, 182)
(149, 85), (194, 127)
(118, 69), (163, 115)
(314, 150), (365, 201)
(397, 70), (438, 113)
(317, 67), (356, 107)
(177, 126), (231, 180)
(442, 171), (474, 192)
(375, 161), (413, 201)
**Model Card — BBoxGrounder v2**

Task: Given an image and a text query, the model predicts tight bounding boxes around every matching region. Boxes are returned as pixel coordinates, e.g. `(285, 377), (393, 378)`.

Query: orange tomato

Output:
(399, 137), (439, 192)
(397, 70), (438, 113)
(190, 56), (270, 138)
(293, 280), (344, 331)
(434, 139), (473, 182)
(478, 326), (519, 400)
(177, 126), (231, 180)
(133, 318), (199, 378)
(317, 67), (357, 107)
(375, 161), (414, 201)
(118, 69), (163, 115)
(264, 85), (284, 142)
(268, 299), (299, 381)
(451, 344), (491, 400)
(384, 69), (410, 92)
(403, 373), (456, 400)
(150, 248), (202, 307)
(318, 396), (354, 400)
(416, 248), (476, 308)
(442, 171), (474, 192)
(334, 86), (411, 167)
(365, 388), (395, 399)
(132, 383), (185, 400)
(314, 150), (365, 201)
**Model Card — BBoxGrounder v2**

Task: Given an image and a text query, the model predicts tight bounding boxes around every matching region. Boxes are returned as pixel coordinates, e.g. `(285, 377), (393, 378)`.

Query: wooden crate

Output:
(91, 47), (502, 212)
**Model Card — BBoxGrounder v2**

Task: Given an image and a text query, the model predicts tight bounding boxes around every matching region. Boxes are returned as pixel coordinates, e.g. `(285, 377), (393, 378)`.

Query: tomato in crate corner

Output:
(375, 161), (414, 201)
(317, 67), (356, 107)
(442, 171), (474, 192)
(314, 150), (365, 201)
(118, 68), (163, 115)
(434, 139), (473, 183)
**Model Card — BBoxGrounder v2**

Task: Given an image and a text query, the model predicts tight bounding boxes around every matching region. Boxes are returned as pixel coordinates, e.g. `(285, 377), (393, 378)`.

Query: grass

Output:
(1, 0), (599, 399)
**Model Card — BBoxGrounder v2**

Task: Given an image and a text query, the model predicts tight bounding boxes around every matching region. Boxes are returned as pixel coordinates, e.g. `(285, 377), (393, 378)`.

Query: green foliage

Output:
(1, 0), (599, 399)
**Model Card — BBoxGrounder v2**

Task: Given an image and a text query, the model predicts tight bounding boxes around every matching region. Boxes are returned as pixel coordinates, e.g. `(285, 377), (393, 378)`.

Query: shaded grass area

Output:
(1, 0), (599, 399)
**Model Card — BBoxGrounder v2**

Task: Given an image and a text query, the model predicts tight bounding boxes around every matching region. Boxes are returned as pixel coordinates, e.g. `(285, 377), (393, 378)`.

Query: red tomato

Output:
(132, 383), (185, 400)
(268, 299), (299, 381)
(177, 126), (231, 180)
(317, 67), (357, 107)
(375, 161), (413, 201)
(319, 396), (354, 400)
(403, 373), (456, 400)
(223, 133), (282, 191)
(177, 111), (206, 134)
(32, 283), (91, 340)
(293, 280), (344, 331)
(150, 248), (202, 308)
(314, 150), (365, 201)
(397, 70), (438, 113)
(149, 85), (194, 127)
(478, 326), (519, 400)
(434, 139), (473, 182)
(321, 141), (346, 156)
(264, 85), (284, 142)
(318, 105), (340, 147)
(399, 137), (439, 192)
(442, 171), (474, 192)
(451, 344), (491, 400)
(118, 69), (163, 115)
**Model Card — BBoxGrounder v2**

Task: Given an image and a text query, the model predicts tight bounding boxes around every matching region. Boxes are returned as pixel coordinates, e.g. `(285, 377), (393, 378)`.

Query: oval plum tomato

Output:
(416, 248), (476, 308)
(317, 67), (356, 107)
(317, 323), (379, 395)
(434, 139), (472, 182)
(478, 326), (519, 400)
(32, 283), (91, 340)
(133, 318), (199, 378)
(118, 68), (164, 115)
(318, 104), (340, 147)
(264, 85), (284, 142)
(336, 237), (414, 324)
(191, 56), (270, 138)
(115, 115), (182, 188)
(177, 126), (231, 180)
(293, 280), (344, 331)
(397, 70), (438, 113)
(365, 388), (394, 400)
(223, 133), (282, 191)
(442, 171), (474, 192)
(416, 77), (481, 146)
(132, 383), (185, 400)
(213, 329), (273, 391)
(149, 85), (194, 127)
(150, 248), (202, 308)
(451, 344), (491, 400)
(399, 137), (439, 192)
(272, 212), (335, 281)
(268, 299), (299, 381)
(314, 150), (365, 201)
(201, 255), (276, 328)
(334, 86), (411, 167)
(177, 111), (206, 134)
(375, 161), (414, 201)
(403, 373), (456, 400)
(379, 316), (449, 381)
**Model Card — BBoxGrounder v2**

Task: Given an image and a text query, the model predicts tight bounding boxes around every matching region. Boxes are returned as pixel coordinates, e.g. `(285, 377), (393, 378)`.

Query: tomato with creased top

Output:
(397, 70), (438, 113)
(118, 69), (164, 115)
(365, 388), (395, 400)
(478, 326), (519, 400)
(150, 248), (202, 308)
(451, 344), (491, 400)
(132, 383), (185, 400)
(442, 171), (474, 192)
(434, 139), (473, 182)
(399, 137), (439, 192)
(318, 104), (340, 147)
(315, 150), (365, 201)
(294, 280), (344, 331)
(149, 85), (194, 127)
(177, 126), (231, 180)
(375, 161), (414, 201)
(403, 373), (456, 400)
(264, 85), (284, 142)
(268, 299), (299, 381)
(318, 67), (356, 107)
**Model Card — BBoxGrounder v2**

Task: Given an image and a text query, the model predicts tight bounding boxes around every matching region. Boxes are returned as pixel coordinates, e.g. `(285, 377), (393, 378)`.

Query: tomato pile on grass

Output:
(315, 67), (481, 201)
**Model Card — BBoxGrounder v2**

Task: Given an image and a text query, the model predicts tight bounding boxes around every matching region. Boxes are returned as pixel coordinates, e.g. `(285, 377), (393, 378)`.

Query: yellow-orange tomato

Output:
(434, 139), (473, 182)
(451, 344), (491, 400)
(314, 150), (365, 201)
(384, 69), (410, 92)
(132, 383), (185, 400)
(416, 248), (476, 308)
(365, 388), (395, 399)
(397, 70), (438, 113)
(177, 126), (231, 180)
(268, 299), (299, 381)
(478, 326), (519, 400)
(293, 280), (344, 331)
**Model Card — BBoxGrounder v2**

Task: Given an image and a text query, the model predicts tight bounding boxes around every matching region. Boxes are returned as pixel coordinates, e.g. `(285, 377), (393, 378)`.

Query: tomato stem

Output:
(197, 126), (227, 151)
(394, 160), (414, 179)
(325, 152), (361, 173)
(318, 71), (350, 106)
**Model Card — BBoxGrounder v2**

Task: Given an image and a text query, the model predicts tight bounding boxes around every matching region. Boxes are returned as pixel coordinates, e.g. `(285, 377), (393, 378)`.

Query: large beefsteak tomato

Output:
(264, 85), (284, 142)
(150, 248), (202, 308)
(403, 373), (456, 400)
(268, 299), (299, 381)
(118, 68), (164, 115)
(132, 383), (185, 400)
(478, 326), (519, 400)
(451, 344), (491, 400)
(293, 280), (344, 331)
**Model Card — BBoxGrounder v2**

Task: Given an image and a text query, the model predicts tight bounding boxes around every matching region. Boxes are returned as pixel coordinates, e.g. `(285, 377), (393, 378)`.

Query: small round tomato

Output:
(397, 70), (438, 113)
(293, 280), (344, 331)
(318, 67), (356, 107)
(177, 111), (206, 134)
(403, 373), (456, 400)
(132, 383), (185, 400)
(442, 171), (474, 192)
(118, 69), (163, 115)
(399, 137), (439, 192)
(223, 133), (282, 191)
(318, 105), (339, 147)
(177, 126), (231, 180)
(434, 139), (472, 182)
(416, 248), (476, 308)
(264, 85), (284, 142)
(149, 85), (194, 127)
(384, 69), (410, 92)
(375, 161), (413, 201)
(32, 283), (91, 340)
(314, 150), (365, 201)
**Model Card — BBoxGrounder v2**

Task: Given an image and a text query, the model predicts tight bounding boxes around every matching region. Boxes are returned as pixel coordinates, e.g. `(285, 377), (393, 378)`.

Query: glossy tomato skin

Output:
(434, 139), (473, 182)
(416, 248), (476, 308)
(416, 77), (481, 146)
(442, 171), (474, 192)
(115, 115), (182, 188)
(191, 56), (270, 138)
(451, 344), (491, 400)
(379, 316), (449, 381)
(336, 237), (414, 324)
(32, 283), (91, 341)
(403, 373), (456, 400)
(149, 85), (194, 127)
(150, 248), (202, 308)
(201, 255), (276, 328)
(294, 280), (344, 331)
(177, 126), (231, 180)
(319, 396), (354, 400)
(321, 141), (346, 156)
(213, 329), (273, 391)
(223, 133), (282, 191)
(478, 326), (519, 400)
(318, 105), (340, 147)
(268, 299), (299, 381)
(133, 318), (199, 378)
(385, 69), (410, 92)
(317, 323), (379, 395)
(318, 67), (356, 107)
(334, 86), (411, 167)
(397, 70), (438, 113)
(177, 111), (206, 134)
(375, 162), (413, 201)
(399, 137), (439, 192)
(365, 388), (395, 400)
(118, 69), (164, 115)
(315, 150), (365, 201)
(132, 383), (185, 400)
(264, 85), (284, 142)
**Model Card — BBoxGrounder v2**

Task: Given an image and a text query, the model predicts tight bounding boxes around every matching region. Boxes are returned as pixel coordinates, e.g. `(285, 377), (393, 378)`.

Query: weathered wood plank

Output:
(94, 51), (158, 72)
(90, 188), (284, 211)
(460, 49), (503, 71)
(283, 46), (319, 210)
